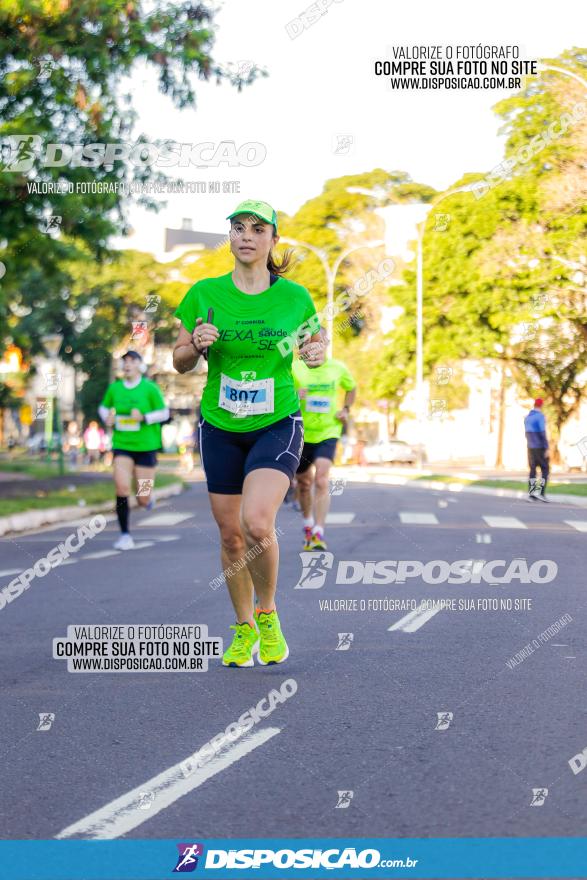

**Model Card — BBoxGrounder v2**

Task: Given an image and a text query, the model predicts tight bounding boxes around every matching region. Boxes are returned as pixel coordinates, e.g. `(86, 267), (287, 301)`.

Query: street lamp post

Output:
(536, 63), (587, 92)
(41, 333), (64, 476)
(279, 238), (384, 357)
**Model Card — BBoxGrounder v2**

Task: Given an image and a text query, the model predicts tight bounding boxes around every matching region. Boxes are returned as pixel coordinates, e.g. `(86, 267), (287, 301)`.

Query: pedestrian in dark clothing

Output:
(524, 397), (549, 502)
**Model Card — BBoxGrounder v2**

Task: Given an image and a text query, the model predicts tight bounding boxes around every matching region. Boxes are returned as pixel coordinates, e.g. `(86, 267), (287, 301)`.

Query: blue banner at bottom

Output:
(1, 838), (586, 879)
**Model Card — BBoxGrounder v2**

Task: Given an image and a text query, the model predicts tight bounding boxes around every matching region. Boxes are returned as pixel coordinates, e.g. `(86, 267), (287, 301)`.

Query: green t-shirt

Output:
(292, 357), (356, 443)
(174, 272), (319, 432)
(100, 378), (166, 451)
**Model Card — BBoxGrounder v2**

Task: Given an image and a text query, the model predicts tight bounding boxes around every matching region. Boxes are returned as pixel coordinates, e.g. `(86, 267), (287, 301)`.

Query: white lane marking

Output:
(325, 513), (355, 524)
(476, 533), (492, 543)
(565, 521), (587, 532)
(483, 516), (527, 529)
(399, 512), (439, 525)
(56, 727), (280, 840)
(438, 500), (448, 508)
(154, 534), (180, 542)
(373, 474), (409, 486)
(82, 550), (121, 561)
(0, 568), (21, 577)
(129, 541), (154, 550)
(137, 513), (193, 527)
(389, 606), (441, 632)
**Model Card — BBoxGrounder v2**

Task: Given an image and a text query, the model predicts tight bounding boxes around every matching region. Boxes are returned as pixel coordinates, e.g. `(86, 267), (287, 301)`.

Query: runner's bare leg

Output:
(313, 457), (332, 531)
(296, 468), (314, 519)
(240, 468), (290, 610)
(209, 493), (255, 625)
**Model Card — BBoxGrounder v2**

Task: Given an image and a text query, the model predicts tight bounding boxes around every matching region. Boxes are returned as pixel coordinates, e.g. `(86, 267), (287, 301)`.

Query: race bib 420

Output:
(219, 374), (275, 418)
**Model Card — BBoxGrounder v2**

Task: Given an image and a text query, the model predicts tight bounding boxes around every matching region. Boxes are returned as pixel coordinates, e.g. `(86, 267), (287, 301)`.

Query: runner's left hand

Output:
(299, 329), (328, 368)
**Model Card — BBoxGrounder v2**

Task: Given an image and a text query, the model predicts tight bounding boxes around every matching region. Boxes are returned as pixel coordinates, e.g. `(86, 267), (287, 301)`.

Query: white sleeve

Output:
(98, 405), (111, 424)
(144, 407), (170, 425)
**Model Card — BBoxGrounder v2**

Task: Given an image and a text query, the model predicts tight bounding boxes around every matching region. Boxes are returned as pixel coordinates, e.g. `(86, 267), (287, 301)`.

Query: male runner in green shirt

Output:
(98, 350), (169, 550)
(293, 356), (356, 550)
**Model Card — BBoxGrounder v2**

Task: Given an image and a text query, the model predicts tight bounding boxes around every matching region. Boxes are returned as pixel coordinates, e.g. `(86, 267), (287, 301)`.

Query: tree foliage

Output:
(376, 48), (587, 444)
(0, 0), (262, 353)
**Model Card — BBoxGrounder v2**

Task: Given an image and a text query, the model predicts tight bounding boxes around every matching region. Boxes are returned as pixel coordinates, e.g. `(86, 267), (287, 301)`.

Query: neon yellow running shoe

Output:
(222, 622), (259, 668)
(310, 531), (327, 551)
(255, 609), (289, 665)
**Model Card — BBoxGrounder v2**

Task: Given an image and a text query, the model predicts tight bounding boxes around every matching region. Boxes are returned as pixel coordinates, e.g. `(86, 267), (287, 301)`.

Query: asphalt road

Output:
(0, 476), (585, 843)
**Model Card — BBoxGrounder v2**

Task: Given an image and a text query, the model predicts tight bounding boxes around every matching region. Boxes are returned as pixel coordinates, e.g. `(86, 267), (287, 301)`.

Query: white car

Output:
(363, 439), (420, 465)
(562, 441), (587, 473)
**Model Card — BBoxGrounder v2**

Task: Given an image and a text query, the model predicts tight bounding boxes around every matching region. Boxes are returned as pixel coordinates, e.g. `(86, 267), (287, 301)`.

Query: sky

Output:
(115, 0), (581, 258)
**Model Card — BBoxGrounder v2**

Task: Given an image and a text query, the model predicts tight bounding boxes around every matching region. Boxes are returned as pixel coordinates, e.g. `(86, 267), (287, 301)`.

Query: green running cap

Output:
(226, 199), (278, 230)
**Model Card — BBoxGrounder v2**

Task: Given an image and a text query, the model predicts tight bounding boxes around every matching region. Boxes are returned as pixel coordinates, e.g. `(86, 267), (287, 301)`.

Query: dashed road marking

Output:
(137, 512), (194, 527)
(56, 726), (280, 839)
(82, 550), (121, 561)
(325, 513), (355, 524)
(399, 512), (439, 525)
(565, 521), (587, 532)
(388, 605), (441, 632)
(482, 516), (527, 529)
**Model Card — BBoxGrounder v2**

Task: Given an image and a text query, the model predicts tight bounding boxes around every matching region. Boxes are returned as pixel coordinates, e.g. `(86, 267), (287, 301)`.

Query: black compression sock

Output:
(116, 496), (129, 533)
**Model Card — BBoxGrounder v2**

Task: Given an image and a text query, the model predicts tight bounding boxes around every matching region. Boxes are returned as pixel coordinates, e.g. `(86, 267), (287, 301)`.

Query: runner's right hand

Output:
(192, 316), (219, 355)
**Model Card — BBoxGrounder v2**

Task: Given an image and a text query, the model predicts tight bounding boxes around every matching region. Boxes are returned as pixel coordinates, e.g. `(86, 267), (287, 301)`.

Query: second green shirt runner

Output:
(174, 272), (319, 432)
(293, 358), (357, 443)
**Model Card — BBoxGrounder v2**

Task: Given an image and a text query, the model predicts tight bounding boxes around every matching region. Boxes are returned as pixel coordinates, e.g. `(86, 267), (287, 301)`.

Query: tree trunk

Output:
(550, 416), (565, 466)
(494, 363), (506, 469)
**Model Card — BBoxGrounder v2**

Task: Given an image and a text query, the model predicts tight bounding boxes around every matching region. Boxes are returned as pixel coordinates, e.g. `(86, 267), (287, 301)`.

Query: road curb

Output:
(335, 470), (587, 508)
(0, 481), (185, 538)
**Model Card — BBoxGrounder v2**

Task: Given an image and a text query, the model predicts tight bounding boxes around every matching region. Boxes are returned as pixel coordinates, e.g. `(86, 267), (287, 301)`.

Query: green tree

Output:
(64, 247), (178, 421)
(0, 0), (265, 355)
(278, 170), (434, 410)
(377, 48), (587, 450)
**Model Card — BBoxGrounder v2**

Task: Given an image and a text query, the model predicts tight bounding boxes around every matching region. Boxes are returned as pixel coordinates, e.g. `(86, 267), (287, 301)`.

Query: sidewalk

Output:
(333, 465), (587, 508)
(0, 479), (185, 537)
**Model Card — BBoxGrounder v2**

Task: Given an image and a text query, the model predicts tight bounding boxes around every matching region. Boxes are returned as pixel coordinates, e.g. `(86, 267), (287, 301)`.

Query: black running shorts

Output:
(199, 411), (304, 494)
(296, 437), (338, 474)
(112, 448), (158, 467)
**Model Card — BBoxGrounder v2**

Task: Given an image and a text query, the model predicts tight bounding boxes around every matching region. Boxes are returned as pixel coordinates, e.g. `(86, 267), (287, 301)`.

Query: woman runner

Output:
(173, 199), (325, 667)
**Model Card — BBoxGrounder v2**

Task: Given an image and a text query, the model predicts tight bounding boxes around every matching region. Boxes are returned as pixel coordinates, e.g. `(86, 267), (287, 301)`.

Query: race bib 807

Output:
(219, 374), (275, 418)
